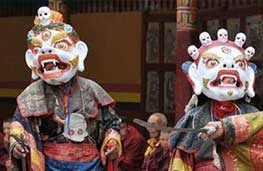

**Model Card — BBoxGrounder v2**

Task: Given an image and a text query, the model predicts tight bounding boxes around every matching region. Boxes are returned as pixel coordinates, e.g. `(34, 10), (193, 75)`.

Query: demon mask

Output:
(25, 7), (88, 85)
(183, 28), (256, 101)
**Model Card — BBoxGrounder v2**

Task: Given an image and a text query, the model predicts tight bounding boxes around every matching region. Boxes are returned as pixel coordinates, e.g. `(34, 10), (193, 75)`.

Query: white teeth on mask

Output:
(43, 66), (59, 74)
(219, 74), (237, 86)
(41, 59), (59, 68)
(41, 59), (60, 74)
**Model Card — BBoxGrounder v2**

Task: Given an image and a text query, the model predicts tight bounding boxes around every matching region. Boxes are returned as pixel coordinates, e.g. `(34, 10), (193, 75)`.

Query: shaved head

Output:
(147, 113), (167, 138)
(147, 113), (167, 127)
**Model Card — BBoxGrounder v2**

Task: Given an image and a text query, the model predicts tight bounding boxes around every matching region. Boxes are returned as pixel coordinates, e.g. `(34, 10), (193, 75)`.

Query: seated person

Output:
(141, 113), (168, 171)
(0, 132), (7, 170)
(1, 118), (13, 171)
(3, 119), (11, 150)
(117, 116), (146, 171)
(145, 130), (171, 171)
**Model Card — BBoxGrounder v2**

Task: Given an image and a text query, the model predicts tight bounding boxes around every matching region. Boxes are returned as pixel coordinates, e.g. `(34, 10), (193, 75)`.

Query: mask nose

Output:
(40, 47), (54, 55)
(222, 60), (235, 69)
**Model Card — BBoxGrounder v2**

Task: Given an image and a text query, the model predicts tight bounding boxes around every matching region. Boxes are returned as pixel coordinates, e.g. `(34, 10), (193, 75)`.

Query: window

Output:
(142, 14), (176, 119)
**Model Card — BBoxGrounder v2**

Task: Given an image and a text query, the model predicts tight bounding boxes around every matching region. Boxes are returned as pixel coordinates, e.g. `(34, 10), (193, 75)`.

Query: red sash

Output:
(44, 143), (99, 162)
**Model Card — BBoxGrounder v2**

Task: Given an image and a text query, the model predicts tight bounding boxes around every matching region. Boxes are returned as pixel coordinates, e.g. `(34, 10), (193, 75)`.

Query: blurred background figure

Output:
(142, 130), (171, 171)
(0, 132), (7, 170)
(0, 118), (12, 171)
(144, 113), (167, 157)
(117, 116), (146, 171)
(3, 118), (11, 150)
(141, 113), (168, 171)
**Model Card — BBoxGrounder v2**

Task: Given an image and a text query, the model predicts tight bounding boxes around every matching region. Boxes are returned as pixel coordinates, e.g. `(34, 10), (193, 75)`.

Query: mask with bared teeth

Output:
(25, 7), (88, 85)
(182, 28), (256, 101)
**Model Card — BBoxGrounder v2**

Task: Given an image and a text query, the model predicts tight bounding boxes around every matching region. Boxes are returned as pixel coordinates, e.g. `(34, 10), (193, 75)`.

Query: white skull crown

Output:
(37, 6), (52, 26)
(188, 28), (255, 61)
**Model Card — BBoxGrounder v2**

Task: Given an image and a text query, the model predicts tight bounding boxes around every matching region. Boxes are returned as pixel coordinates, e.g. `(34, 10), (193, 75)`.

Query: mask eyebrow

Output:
(31, 37), (42, 47)
(201, 53), (221, 62)
(51, 31), (68, 44)
(234, 55), (246, 61)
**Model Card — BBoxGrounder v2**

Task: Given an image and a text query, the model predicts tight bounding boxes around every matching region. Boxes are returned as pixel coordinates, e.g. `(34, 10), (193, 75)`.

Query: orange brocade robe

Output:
(169, 101), (263, 171)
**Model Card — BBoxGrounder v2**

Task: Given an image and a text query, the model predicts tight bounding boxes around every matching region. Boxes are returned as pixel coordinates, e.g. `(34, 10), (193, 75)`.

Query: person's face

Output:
(120, 123), (128, 140)
(147, 116), (161, 138)
(159, 132), (169, 150)
(3, 122), (11, 135)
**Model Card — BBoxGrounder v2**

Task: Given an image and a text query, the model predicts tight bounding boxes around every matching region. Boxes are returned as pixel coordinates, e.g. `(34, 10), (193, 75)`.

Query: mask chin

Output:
(41, 67), (78, 85)
(203, 87), (246, 101)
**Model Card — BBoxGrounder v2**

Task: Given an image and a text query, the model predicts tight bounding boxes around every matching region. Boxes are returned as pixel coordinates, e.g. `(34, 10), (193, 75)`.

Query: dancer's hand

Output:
(198, 121), (223, 140)
(12, 143), (29, 159)
(100, 139), (118, 165)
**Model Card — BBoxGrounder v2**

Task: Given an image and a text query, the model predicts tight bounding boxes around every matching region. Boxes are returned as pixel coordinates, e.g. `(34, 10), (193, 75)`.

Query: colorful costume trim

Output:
(101, 128), (122, 156)
(43, 143), (99, 162)
(17, 77), (115, 118)
(10, 121), (45, 171)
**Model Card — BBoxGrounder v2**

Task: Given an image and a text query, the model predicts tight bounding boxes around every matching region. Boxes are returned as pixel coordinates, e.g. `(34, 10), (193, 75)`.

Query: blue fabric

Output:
(249, 62), (257, 73)
(46, 157), (104, 171)
(181, 61), (192, 73)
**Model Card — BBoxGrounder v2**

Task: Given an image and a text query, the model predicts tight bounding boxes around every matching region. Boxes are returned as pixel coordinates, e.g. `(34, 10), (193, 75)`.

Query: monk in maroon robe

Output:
(141, 130), (170, 171)
(118, 117), (146, 171)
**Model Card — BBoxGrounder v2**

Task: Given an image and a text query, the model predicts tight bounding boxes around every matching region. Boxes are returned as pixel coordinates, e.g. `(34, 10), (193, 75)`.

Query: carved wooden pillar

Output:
(175, 0), (198, 121)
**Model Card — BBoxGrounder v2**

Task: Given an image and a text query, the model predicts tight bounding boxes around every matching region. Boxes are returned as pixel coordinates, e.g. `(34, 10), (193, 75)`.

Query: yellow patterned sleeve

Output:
(170, 158), (193, 171)
(101, 128), (122, 156)
(9, 121), (26, 145)
(9, 121), (45, 171)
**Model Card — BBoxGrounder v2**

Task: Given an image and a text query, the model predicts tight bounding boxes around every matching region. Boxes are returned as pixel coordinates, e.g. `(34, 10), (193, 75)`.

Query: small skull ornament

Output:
(199, 32), (212, 46)
(38, 6), (51, 26)
(217, 28), (228, 43)
(63, 113), (88, 142)
(187, 45), (199, 60)
(245, 46), (255, 60)
(235, 32), (246, 47)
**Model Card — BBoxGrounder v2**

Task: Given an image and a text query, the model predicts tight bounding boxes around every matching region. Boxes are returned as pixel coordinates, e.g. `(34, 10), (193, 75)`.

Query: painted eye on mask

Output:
(206, 59), (219, 68)
(33, 46), (41, 54)
(236, 60), (246, 70)
(54, 40), (70, 51)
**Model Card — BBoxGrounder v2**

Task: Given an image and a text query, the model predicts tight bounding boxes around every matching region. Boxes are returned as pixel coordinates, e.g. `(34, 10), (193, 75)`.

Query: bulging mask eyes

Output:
(54, 40), (70, 51)
(206, 59), (219, 69)
(236, 60), (246, 70)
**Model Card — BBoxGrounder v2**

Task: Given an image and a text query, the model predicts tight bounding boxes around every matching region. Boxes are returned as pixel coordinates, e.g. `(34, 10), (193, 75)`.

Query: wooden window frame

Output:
(141, 12), (176, 122)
